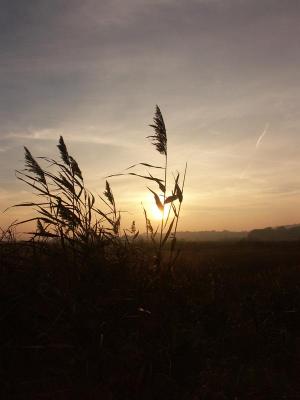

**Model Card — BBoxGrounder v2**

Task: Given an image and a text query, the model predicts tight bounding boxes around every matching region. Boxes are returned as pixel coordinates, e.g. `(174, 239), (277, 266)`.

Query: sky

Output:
(0, 0), (300, 232)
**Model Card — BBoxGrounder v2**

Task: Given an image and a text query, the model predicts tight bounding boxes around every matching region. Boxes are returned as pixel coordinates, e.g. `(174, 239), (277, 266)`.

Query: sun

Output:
(145, 192), (171, 221)
(150, 201), (164, 220)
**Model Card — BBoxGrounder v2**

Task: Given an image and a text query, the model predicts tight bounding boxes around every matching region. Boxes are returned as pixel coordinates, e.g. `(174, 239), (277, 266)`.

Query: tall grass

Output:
(109, 105), (187, 270)
(0, 221), (17, 243)
(9, 137), (120, 256)
(8, 106), (186, 272)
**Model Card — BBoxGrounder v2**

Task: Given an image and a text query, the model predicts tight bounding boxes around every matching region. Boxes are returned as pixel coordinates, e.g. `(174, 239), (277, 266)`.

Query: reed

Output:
(8, 106), (186, 273)
(109, 105), (187, 271)
(10, 137), (120, 256)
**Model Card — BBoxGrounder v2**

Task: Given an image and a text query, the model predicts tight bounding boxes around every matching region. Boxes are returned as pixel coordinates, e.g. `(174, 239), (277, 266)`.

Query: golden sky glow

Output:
(1, 1), (300, 232)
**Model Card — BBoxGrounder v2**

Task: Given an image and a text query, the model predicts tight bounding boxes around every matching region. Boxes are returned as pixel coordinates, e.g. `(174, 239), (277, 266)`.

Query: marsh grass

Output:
(1, 240), (300, 399)
(8, 106), (186, 275)
(109, 105), (187, 272)
(0, 221), (17, 243)
(9, 137), (122, 259)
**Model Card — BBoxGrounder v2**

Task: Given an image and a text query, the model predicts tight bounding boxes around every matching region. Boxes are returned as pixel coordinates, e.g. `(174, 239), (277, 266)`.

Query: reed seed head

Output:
(57, 136), (70, 166)
(24, 147), (46, 185)
(148, 105), (167, 156)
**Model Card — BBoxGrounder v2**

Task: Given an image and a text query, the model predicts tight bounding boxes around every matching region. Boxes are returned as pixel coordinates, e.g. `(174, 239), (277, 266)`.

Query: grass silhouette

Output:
(108, 105), (187, 272)
(8, 106), (187, 275)
(10, 136), (121, 254)
(0, 240), (300, 399)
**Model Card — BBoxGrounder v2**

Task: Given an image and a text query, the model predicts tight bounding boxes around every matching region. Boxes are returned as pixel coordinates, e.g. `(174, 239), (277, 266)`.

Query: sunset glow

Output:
(144, 192), (172, 222)
(0, 1), (300, 232)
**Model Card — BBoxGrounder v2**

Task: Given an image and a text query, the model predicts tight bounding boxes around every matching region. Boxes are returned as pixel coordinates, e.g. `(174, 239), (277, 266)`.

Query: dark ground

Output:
(1, 241), (300, 399)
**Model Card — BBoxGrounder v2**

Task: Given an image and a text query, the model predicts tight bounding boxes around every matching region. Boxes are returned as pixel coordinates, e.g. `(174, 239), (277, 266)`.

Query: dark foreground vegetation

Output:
(1, 240), (300, 400)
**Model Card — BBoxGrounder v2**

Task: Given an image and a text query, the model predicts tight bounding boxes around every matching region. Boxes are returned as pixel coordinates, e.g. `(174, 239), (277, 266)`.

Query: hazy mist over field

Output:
(1, 0), (300, 231)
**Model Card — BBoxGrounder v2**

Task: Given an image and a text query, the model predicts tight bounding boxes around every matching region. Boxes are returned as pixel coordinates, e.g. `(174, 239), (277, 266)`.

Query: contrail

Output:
(255, 123), (269, 149)
(239, 123), (270, 179)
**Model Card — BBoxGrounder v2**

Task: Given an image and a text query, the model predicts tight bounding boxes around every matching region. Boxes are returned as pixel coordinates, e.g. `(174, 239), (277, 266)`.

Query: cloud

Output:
(1, 128), (130, 148)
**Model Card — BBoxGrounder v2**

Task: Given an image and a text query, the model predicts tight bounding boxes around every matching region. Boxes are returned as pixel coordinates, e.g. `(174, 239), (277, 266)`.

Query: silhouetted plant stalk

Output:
(123, 220), (139, 250)
(109, 105), (187, 271)
(9, 137), (120, 256)
(0, 221), (17, 243)
(146, 106), (187, 269)
(148, 106), (168, 263)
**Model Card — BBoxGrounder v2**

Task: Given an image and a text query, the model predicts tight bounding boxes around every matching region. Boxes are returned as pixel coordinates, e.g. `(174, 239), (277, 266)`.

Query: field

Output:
(1, 240), (300, 400)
